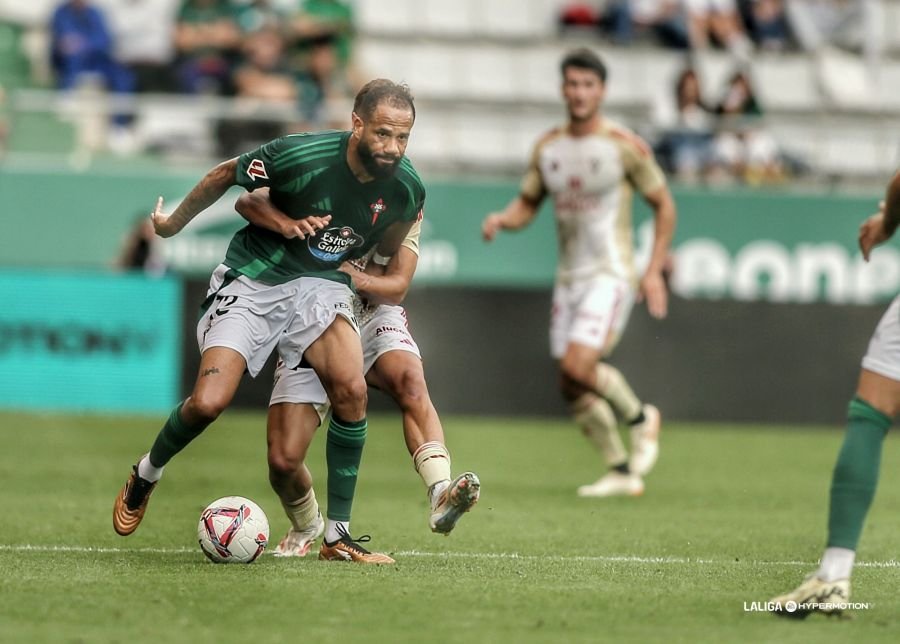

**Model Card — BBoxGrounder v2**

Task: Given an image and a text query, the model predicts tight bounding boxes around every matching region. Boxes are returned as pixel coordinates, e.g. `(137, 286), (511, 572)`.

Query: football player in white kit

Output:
(482, 48), (677, 497)
(235, 188), (480, 562)
(771, 171), (900, 618)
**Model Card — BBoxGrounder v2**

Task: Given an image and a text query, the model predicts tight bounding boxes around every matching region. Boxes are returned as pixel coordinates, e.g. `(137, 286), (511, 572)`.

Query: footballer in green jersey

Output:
(114, 80), (420, 562)
(230, 129), (425, 285)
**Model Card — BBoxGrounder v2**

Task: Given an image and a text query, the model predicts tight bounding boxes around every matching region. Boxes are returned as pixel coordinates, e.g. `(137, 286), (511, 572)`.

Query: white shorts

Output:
(270, 304), (421, 410)
(550, 274), (634, 360)
(861, 295), (900, 381)
(276, 277), (358, 371)
(197, 266), (355, 377)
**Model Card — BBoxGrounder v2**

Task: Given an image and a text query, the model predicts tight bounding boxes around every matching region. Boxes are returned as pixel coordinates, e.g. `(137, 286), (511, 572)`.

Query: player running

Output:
(233, 187), (480, 562)
(481, 48), (677, 497)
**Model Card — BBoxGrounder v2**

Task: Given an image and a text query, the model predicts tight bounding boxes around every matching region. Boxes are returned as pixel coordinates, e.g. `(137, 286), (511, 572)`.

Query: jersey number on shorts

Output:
(213, 294), (238, 317)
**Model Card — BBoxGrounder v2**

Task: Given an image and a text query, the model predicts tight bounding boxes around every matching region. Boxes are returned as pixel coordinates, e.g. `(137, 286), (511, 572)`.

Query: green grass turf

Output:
(0, 411), (898, 643)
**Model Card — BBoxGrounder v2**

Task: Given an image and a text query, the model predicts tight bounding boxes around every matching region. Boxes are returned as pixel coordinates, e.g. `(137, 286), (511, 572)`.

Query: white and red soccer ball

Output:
(198, 496), (269, 564)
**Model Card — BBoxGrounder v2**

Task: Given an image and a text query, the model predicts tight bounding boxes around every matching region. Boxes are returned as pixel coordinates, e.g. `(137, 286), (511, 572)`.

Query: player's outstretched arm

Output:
(234, 187), (332, 239)
(482, 196), (541, 242)
(341, 246), (418, 306)
(151, 158), (240, 238)
(860, 170), (900, 261)
(638, 185), (677, 320)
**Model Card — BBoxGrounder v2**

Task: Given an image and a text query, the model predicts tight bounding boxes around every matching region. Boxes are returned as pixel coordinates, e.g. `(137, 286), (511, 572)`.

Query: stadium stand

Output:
(1, 0), (899, 182)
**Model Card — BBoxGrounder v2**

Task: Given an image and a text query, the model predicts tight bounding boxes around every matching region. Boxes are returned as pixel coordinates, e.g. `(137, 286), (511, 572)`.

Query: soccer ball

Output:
(198, 496), (269, 564)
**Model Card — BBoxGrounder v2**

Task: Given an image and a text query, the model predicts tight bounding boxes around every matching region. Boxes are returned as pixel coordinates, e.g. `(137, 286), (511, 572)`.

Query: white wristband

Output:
(372, 252), (391, 266)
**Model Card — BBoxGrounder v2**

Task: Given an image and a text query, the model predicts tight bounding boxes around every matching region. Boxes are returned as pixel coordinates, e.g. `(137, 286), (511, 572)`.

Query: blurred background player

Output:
(481, 48), (677, 498)
(234, 187), (480, 561)
(771, 170), (900, 618)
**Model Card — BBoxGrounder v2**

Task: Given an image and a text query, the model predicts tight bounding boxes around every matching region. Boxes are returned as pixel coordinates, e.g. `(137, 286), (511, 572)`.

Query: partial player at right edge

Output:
(770, 170), (900, 619)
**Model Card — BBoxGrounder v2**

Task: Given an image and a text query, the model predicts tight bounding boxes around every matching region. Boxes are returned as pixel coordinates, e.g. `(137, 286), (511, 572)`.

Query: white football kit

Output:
(520, 119), (667, 358)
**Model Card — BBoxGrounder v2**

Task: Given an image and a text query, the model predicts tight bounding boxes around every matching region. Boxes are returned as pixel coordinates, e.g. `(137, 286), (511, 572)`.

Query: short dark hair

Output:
(353, 79), (416, 122)
(560, 48), (607, 83)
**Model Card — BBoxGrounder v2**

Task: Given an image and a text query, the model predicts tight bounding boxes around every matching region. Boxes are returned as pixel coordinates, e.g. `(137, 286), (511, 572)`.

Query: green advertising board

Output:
(0, 269), (181, 413)
(1, 165), (895, 302)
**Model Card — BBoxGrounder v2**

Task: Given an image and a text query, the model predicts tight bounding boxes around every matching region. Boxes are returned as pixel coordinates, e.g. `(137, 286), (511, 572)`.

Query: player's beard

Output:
(357, 139), (401, 179)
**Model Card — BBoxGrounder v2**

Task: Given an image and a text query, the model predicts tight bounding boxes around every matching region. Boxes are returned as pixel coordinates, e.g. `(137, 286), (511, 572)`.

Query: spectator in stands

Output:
(621, 0), (691, 48)
(173, 0), (241, 95)
(96, 0), (179, 93)
(49, 0), (136, 150)
(714, 69), (762, 116)
(683, 0), (753, 58)
(216, 25), (295, 156)
(708, 69), (784, 184)
(290, 0), (354, 67)
(233, 0), (287, 34)
(740, 0), (791, 51)
(295, 33), (354, 129)
(658, 67), (715, 182)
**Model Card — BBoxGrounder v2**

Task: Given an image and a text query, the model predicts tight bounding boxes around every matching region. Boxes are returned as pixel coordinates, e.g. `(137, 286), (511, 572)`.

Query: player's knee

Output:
(329, 376), (368, 417)
(388, 368), (429, 411)
(559, 356), (593, 388)
(559, 362), (593, 394)
(267, 448), (301, 481)
(185, 392), (229, 424)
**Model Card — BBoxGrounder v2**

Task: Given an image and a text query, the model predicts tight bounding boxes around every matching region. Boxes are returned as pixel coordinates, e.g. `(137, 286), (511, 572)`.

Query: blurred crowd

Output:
(560, 0), (885, 185)
(0, 1), (887, 184)
(0, 0), (359, 155)
(652, 65), (796, 186)
(560, 0), (882, 59)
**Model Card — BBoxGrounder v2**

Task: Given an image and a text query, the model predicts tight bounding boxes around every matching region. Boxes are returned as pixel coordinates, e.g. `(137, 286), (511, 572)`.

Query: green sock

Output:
(326, 415), (367, 522)
(148, 402), (209, 467)
(826, 397), (891, 549)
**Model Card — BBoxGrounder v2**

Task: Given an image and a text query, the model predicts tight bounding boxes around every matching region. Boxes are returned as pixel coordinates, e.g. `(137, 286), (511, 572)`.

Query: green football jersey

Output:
(230, 130), (425, 285)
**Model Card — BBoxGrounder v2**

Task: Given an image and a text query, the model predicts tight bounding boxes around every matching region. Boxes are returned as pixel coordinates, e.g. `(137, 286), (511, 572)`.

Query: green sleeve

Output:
(235, 137), (291, 191)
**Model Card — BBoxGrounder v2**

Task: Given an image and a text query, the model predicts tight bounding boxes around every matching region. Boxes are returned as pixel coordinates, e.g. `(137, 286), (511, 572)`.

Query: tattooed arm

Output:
(150, 158), (240, 238)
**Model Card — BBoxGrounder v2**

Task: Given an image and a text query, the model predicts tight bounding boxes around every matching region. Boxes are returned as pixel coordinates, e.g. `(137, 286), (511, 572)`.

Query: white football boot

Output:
(430, 472), (481, 534)
(577, 471), (644, 497)
(273, 511), (325, 557)
(629, 404), (661, 476)
(770, 574), (851, 619)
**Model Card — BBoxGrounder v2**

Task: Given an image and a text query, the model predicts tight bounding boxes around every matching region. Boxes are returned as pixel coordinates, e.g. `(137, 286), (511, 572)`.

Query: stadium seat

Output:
(477, 0), (557, 40)
(421, 0), (479, 38)
(354, 0), (419, 35)
(752, 55), (820, 112)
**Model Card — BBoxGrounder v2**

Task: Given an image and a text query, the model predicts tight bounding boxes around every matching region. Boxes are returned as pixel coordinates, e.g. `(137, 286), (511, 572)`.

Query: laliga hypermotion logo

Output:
(309, 226), (364, 262)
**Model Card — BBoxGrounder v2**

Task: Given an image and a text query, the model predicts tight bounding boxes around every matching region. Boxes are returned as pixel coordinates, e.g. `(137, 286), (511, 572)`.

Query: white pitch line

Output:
(1, 544), (898, 568)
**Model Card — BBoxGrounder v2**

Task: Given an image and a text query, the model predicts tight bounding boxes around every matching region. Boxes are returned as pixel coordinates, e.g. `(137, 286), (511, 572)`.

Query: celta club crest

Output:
(370, 198), (387, 225)
(246, 159), (268, 181)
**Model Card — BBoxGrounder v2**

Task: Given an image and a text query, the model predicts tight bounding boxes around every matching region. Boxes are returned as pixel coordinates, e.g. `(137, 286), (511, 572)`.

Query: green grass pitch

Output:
(1, 411), (898, 643)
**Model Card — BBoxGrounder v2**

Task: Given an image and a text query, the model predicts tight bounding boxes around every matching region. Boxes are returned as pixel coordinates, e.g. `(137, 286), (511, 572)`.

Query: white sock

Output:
(137, 455), (164, 482)
(325, 520), (349, 544)
(818, 547), (856, 581)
